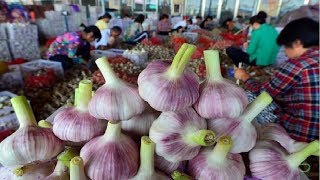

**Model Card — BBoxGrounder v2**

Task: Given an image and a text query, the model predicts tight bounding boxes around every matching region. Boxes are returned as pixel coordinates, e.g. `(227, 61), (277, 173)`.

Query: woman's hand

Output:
(243, 42), (248, 49)
(234, 67), (251, 82)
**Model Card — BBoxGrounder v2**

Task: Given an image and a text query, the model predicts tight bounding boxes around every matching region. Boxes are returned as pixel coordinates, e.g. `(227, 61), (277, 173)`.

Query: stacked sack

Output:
(6, 23), (40, 60)
(0, 24), (11, 61)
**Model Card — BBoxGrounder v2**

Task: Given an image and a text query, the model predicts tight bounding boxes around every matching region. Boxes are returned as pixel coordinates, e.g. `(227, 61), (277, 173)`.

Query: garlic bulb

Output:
(189, 136), (245, 180)
(149, 107), (215, 162)
(88, 57), (145, 121)
(130, 136), (169, 180)
(138, 43), (199, 111)
(70, 156), (87, 180)
(194, 50), (248, 119)
(0, 96), (64, 167)
(258, 123), (318, 155)
(249, 140), (319, 180)
(122, 106), (160, 138)
(53, 80), (106, 143)
(0, 161), (56, 180)
(155, 155), (187, 175)
(208, 92), (273, 153)
(80, 121), (139, 180)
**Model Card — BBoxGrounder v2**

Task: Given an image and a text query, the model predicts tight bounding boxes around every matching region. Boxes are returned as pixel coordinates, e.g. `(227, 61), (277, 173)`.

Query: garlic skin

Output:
(88, 57), (145, 121)
(0, 96), (64, 167)
(258, 123), (311, 154)
(138, 44), (199, 112)
(194, 50), (248, 119)
(80, 122), (139, 180)
(155, 155), (187, 175)
(189, 136), (245, 180)
(122, 107), (160, 138)
(249, 140), (319, 180)
(149, 107), (215, 162)
(208, 92), (273, 153)
(53, 108), (106, 143)
(0, 161), (56, 180)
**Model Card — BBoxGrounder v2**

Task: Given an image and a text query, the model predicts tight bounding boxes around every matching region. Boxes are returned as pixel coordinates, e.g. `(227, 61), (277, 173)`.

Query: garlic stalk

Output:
(38, 120), (53, 128)
(122, 106), (160, 138)
(45, 160), (69, 180)
(258, 123), (319, 155)
(249, 140), (319, 180)
(57, 147), (79, 169)
(138, 43), (199, 111)
(194, 50), (248, 119)
(70, 156), (87, 180)
(171, 171), (192, 180)
(80, 121), (139, 180)
(189, 136), (246, 180)
(88, 57), (145, 121)
(0, 161), (56, 180)
(130, 136), (169, 180)
(208, 91), (273, 153)
(0, 96), (64, 167)
(53, 80), (106, 143)
(149, 107), (215, 162)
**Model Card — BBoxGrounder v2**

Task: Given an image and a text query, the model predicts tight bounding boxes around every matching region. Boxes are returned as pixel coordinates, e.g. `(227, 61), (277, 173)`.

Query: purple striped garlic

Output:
(208, 92), (273, 153)
(149, 107), (215, 162)
(80, 121), (139, 180)
(138, 43), (199, 111)
(155, 155), (187, 175)
(249, 140), (319, 180)
(122, 106), (160, 138)
(53, 80), (106, 143)
(0, 96), (64, 167)
(194, 50), (248, 119)
(89, 57), (145, 121)
(70, 156), (87, 180)
(130, 136), (169, 180)
(189, 136), (245, 180)
(258, 123), (319, 155)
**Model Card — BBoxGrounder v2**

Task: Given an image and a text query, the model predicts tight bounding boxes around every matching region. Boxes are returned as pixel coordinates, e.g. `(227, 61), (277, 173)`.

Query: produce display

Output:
(0, 33), (318, 180)
(24, 68), (57, 88)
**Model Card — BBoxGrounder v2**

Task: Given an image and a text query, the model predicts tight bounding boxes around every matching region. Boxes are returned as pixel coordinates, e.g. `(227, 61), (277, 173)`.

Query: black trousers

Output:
(49, 55), (74, 70)
(226, 47), (257, 67)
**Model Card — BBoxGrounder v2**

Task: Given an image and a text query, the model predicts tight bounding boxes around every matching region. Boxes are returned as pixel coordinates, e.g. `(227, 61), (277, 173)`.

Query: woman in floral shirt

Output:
(47, 24), (101, 69)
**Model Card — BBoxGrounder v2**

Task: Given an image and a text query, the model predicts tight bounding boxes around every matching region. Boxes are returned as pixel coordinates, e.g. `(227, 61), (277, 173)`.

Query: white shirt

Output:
(173, 20), (187, 29)
(95, 29), (111, 48)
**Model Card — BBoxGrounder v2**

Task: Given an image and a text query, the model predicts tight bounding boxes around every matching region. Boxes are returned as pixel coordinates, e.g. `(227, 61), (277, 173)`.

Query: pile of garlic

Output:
(123, 48), (148, 66)
(0, 44), (318, 180)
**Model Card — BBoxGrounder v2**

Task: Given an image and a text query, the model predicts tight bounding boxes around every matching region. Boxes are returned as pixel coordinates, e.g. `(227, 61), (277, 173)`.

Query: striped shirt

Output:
(244, 47), (319, 142)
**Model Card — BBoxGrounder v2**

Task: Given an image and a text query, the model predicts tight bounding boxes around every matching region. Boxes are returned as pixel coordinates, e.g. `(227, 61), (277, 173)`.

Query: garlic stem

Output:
(11, 96), (37, 128)
(185, 130), (215, 146)
(38, 120), (53, 128)
(241, 91), (273, 123)
(204, 50), (222, 81)
(171, 170), (192, 180)
(286, 140), (319, 169)
(96, 57), (120, 85)
(74, 88), (79, 106)
(13, 167), (24, 176)
(76, 80), (93, 111)
(209, 136), (233, 165)
(70, 156), (86, 180)
(57, 147), (78, 168)
(138, 136), (155, 174)
(53, 160), (68, 175)
(103, 121), (121, 140)
(165, 43), (195, 79)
